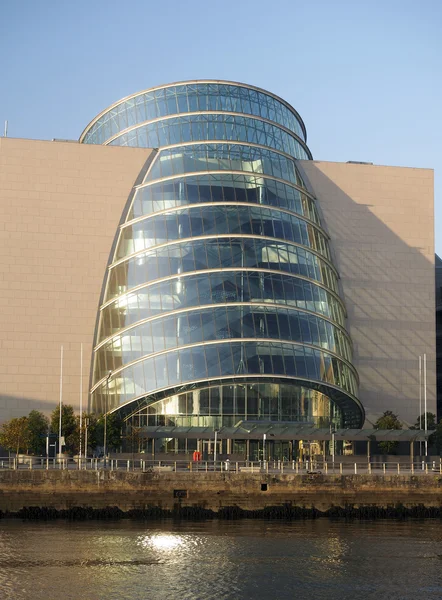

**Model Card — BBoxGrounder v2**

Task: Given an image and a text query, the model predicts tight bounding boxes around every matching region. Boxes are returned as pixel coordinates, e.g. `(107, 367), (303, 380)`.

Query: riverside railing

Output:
(0, 456), (441, 475)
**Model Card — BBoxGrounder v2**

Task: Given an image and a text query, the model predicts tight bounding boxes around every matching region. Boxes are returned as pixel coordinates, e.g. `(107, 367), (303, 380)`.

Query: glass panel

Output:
(83, 83), (306, 146)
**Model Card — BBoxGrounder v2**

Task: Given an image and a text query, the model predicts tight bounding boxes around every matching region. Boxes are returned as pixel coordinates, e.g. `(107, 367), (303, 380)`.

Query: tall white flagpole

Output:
(79, 343), (83, 460)
(419, 356), (422, 427)
(59, 345), (63, 457)
(424, 353), (428, 457)
(419, 355), (422, 456)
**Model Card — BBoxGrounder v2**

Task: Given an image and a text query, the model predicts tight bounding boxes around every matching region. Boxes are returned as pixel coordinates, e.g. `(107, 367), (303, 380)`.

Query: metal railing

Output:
(0, 456), (441, 475)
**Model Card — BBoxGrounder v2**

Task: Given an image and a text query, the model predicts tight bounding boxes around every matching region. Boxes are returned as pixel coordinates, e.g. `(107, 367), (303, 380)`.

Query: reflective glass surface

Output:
(94, 304), (352, 382)
(82, 82), (306, 144)
(91, 340), (358, 411)
(129, 174), (320, 224)
(144, 143), (307, 186)
(98, 272), (346, 341)
(106, 237), (339, 301)
(140, 383), (340, 429)
(116, 205), (330, 260)
(84, 80), (362, 426)
(108, 114), (310, 159)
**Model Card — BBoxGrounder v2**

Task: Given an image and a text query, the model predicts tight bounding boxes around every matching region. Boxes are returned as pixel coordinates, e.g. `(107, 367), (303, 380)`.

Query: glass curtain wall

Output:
(81, 80), (363, 431)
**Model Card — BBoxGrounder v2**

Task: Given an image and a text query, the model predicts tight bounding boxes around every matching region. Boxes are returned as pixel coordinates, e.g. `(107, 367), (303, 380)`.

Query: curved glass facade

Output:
(121, 383), (345, 428)
(80, 81), (307, 145)
(81, 79), (363, 428)
(128, 174), (321, 224)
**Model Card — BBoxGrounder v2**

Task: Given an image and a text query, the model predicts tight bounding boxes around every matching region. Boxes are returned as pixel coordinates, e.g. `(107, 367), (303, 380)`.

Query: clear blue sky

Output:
(1, 0), (441, 253)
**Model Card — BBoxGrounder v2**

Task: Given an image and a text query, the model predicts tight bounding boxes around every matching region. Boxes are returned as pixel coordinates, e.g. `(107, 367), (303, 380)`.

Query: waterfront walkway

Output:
(1, 456), (441, 476)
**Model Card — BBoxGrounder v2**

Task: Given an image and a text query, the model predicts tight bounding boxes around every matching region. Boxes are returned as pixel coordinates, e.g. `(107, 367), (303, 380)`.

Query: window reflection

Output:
(94, 304), (352, 382)
(107, 114), (310, 160)
(129, 173), (316, 223)
(106, 238), (339, 301)
(82, 82), (306, 145)
(143, 144), (306, 187)
(116, 205), (330, 261)
(92, 340), (358, 411)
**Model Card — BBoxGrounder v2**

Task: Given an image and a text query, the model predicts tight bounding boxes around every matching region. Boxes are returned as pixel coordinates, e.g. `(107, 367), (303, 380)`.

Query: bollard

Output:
(354, 463), (357, 474)
(174, 461), (177, 473)
(46, 457), (49, 471)
(127, 460), (130, 472)
(411, 463), (414, 474)
(422, 460), (425, 471)
(383, 463), (386, 474)
(236, 462), (238, 474)
(340, 463), (343, 475)
(425, 463), (428, 474)
(325, 463), (328, 475)
(29, 458), (32, 470)
(281, 462), (284, 474)
(397, 463), (400, 474)
(292, 460), (295, 471)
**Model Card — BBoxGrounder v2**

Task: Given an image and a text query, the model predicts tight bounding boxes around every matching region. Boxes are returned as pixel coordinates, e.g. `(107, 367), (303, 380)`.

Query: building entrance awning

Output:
(141, 422), (432, 442)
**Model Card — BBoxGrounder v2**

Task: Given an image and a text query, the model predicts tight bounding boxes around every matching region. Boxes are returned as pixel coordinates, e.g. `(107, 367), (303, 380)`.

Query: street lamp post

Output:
(214, 429), (218, 468)
(84, 417), (89, 465)
(104, 371), (112, 467)
(330, 422), (335, 472)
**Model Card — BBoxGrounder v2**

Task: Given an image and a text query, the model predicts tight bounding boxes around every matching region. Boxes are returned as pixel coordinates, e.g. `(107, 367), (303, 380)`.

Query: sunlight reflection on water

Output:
(0, 519), (441, 600)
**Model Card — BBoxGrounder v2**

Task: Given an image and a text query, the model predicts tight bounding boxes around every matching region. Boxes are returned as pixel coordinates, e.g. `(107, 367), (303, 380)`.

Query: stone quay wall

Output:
(0, 471), (441, 514)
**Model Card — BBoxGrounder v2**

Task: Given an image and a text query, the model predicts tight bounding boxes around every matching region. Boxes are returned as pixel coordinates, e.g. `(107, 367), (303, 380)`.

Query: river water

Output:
(0, 519), (441, 599)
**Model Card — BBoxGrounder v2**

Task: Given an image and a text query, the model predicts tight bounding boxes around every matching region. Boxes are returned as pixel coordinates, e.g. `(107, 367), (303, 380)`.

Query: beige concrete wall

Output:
(299, 160), (435, 425)
(1, 471), (442, 513)
(0, 138), (151, 422)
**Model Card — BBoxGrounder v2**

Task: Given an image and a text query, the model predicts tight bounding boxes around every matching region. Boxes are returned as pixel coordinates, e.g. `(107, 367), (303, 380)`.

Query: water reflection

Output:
(138, 532), (185, 551)
(0, 520), (441, 600)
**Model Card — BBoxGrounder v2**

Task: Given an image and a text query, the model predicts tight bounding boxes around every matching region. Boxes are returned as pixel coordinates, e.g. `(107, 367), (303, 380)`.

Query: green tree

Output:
(106, 413), (123, 451)
(0, 416), (31, 455)
(375, 410), (402, 454)
(411, 412), (437, 431)
(50, 405), (77, 454)
(125, 424), (143, 458)
(84, 413), (122, 454)
(27, 410), (49, 455)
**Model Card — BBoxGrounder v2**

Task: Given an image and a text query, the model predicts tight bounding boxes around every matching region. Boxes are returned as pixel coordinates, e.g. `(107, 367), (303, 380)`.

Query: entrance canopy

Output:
(141, 421), (431, 442)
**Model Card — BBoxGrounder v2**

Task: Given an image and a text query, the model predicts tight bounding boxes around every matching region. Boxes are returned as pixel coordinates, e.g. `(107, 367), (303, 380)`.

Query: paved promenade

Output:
(1, 456), (441, 476)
